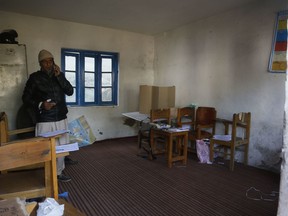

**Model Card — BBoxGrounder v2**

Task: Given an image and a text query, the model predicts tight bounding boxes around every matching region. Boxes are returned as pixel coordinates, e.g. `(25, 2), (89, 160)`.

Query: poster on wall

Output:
(268, 10), (288, 73)
(68, 115), (96, 147)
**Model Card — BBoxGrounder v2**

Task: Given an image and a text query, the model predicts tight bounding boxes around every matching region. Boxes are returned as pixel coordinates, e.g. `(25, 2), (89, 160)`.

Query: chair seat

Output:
(212, 137), (248, 146)
(0, 169), (46, 199)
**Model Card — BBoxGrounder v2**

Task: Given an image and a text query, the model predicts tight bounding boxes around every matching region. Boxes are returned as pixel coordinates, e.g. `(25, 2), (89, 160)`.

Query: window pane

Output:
(85, 72), (95, 87)
(102, 88), (112, 101)
(65, 56), (76, 71)
(85, 88), (94, 102)
(66, 88), (76, 103)
(85, 57), (95, 72)
(102, 73), (112, 86)
(65, 72), (76, 86)
(102, 58), (112, 72)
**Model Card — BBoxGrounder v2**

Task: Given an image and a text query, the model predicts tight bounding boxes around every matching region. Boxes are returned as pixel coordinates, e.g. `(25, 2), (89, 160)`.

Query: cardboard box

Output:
(139, 85), (175, 114)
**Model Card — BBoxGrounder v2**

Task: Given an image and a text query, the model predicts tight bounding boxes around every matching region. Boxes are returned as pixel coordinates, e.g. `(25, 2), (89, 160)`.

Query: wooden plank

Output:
(0, 139), (51, 170)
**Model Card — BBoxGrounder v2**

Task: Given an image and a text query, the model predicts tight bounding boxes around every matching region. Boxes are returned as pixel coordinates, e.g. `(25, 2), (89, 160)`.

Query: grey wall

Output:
(154, 0), (287, 171)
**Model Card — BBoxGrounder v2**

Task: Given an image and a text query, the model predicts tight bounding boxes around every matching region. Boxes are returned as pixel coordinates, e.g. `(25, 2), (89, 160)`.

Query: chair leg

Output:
(138, 132), (142, 149)
(244, 144), (249, 165)
(230, 147), (235, 171)
(177, 137), (182, 155)
(224, 148), (228, 160)
(209, 140), (214, 162)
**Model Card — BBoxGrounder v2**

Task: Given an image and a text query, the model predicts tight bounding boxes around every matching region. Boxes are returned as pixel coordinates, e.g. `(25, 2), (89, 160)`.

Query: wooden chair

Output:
(0, 112), (35, 145)
(176, 107), (195, 130)
(209, 112), (251, 171)
(194, 107), (216, 140)
(176, 107), (196, 152)
(150, 108), (172, 154)
(181, 107), (216, 153)
(1, 112), (69, 175)
(0, 137), (58, 200)
(138, 108), (171, 157)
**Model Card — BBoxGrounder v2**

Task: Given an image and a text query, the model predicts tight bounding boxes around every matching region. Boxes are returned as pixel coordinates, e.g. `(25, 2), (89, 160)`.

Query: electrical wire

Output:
(246, 187), (279, 202)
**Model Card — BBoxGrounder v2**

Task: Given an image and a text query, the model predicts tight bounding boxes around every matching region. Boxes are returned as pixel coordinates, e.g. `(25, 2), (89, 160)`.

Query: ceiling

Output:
(0, 0), (259, 35)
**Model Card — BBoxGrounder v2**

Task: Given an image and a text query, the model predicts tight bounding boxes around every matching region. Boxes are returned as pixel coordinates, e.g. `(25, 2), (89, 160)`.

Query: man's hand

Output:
(42, 100), (56, 110)
(54, 64), (61, 76)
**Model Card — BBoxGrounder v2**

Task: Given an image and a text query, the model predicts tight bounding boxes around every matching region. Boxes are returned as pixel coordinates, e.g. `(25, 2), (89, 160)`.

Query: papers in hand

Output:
(56, 142), (79, 153)
(38, 129), (69, 138)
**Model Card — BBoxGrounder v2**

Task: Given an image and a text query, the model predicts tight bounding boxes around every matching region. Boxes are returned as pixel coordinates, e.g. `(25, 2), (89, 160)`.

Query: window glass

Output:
(102, 58), (112, 72)
(65, 72), (76, 86)
(85, 57), (95, 72)
(85, 88), (94, 102)
(102, 73), (112, 86)
(85, 72), (95, 87)
(102, 88), (112, 101)
(66, 89), (76, 103)
(65, 56), (76, 71)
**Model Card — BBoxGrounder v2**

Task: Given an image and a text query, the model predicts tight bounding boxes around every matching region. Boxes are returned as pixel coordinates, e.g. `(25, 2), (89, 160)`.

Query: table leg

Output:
(182, 133), (188, 165)
(168, 135), (173, 168)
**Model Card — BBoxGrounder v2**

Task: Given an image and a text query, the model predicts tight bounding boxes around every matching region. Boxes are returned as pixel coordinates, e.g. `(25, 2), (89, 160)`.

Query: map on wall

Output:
(268, 10), (288, 73)
(68, 115), (96, 147)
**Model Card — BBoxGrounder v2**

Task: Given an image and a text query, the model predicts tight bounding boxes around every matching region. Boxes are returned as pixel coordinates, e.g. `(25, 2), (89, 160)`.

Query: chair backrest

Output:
(231, 112), (251, 141)
(196, 107), (216, 125)
(0, 112), (9, 144)
(0, 112), (35, 146)
(176, 107), (195, 130)
(0, 137), (58, 200)
(150, 108), (171, 124)
(195, 107), (217, 139)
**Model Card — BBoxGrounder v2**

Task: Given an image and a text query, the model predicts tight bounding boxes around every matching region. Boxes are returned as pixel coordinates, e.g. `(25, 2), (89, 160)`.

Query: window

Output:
(61, 48), (119, 106)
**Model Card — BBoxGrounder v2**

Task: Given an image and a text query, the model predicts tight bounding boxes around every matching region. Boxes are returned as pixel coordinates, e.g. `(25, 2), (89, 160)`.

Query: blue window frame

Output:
(61, 48), (119, 106)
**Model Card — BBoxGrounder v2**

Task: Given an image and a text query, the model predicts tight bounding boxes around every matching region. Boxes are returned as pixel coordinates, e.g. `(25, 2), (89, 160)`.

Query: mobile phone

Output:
(52, 61), (59, 76)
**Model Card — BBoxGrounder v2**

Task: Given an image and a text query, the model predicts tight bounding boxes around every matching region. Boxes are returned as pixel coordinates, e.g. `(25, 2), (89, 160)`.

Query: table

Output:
(150, 128), (188, 168)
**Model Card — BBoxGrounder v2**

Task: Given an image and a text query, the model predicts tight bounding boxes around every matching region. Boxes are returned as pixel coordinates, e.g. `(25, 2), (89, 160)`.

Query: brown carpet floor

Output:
(59, 137), (280, 216)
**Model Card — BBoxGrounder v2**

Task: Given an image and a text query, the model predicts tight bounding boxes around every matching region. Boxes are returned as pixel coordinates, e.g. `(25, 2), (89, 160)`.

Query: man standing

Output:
(22, 49), (73, 182)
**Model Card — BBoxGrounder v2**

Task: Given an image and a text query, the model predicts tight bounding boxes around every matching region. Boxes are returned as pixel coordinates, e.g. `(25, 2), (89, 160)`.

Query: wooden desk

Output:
(150, 128), (188, 168)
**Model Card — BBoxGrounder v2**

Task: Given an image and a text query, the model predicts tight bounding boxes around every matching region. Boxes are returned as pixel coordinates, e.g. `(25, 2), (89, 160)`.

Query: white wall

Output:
(154, 0), (287, 171)
(0, 11), (155, 140)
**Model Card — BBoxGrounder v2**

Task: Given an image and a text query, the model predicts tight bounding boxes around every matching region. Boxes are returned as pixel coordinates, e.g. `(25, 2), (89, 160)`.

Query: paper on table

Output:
(122, 112), (149, 122)
(56, 142), (79, 153)
(38, 129), (69, 138)
(213, 135), (232, 141)
(167, 128), (190, 132)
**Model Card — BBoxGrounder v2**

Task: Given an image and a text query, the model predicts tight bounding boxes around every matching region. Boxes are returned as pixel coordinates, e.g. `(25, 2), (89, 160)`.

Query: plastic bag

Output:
(37, 198), (64, 216)
(196, 139), (212, 164)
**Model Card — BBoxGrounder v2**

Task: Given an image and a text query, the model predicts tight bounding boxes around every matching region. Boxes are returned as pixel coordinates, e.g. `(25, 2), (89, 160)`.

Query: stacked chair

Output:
(176, 106), (216, 153)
